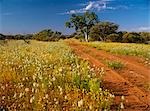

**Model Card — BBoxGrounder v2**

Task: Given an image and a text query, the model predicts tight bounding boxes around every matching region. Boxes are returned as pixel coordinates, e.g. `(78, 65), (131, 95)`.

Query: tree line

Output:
(0, 29), (67, 42)
(0, 11), (150, 43)
(66, 12), (150, 43)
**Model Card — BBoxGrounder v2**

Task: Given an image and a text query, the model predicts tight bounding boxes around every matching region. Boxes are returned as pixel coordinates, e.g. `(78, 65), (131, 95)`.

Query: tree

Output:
(65, 12), (98, 42)
(122, 32), (145, 43)
(106, 33), (121, 42)
(139, 32), (150, 41)
(89, 22), (119, 41)
(0, 34), (6, 40)
(33, 29), (54, 41)
(14, 34), (24, 40)
(33, 29), (62, 41)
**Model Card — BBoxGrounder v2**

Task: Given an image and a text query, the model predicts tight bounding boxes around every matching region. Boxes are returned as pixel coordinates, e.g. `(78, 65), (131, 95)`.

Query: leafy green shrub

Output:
(139, 32), (150, 41)
(0, 34), (6, 40)
(106, 33), (122, 42)
(106, 60), (124, 70)
(33, 29), (62, 41)
(122, 32), (145, 43)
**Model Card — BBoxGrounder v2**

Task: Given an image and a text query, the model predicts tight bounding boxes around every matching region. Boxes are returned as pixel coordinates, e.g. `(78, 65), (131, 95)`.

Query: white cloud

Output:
(61, 0), (128, 15)
(62, 0), (119, 15)
(138, 26), (150, 32)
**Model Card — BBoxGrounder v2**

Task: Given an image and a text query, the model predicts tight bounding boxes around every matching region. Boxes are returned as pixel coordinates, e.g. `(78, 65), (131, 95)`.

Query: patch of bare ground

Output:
(66, 40), (150, 111)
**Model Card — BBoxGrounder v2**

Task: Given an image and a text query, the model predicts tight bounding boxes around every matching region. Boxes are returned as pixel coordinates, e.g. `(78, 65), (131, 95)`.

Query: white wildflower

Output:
(78, 99), (83, 107)
(32, 88), (35, 93)
(45, 94), (49, 99)
(33, 82), (36, 87)
(13, 93), (17, 98)
(120, 102), (124, 109)
(19, 93), (23, 98)
(38, 75), (43, 80)
(52, 77), (56, 81)
(32, 75), (36, 80)
(25, 88), (29, 92)
(30, 96), (35, 103)
(59, 68), (63, 72)
(64, 95), (67, 99)
(2, 96), (5, 100)
(89, 105), (92, 110)
(121, 96), (125, 101)
(1, 86), (5, 90)
(54, 98), (57, 101)
(55, 101), (59, 104)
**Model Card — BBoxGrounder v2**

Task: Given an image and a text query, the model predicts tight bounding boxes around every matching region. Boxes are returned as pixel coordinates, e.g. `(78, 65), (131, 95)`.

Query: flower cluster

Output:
(0, 40), (114, 110)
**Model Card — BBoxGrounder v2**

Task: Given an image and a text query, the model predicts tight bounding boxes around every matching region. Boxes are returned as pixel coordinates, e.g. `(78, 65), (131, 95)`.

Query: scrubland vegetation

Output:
(83, 42), (150, 64)
(0, 11), (149, 110)
(0, 40), (114, 110)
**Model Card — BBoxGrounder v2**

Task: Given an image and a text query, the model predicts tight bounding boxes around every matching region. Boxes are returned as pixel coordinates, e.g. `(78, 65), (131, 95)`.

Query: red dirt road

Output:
(66, 40), (150, 111)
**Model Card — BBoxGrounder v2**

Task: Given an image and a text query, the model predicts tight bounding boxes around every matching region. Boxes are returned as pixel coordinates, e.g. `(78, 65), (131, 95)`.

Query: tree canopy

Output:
(65, 12), (98, 42)
(89, 22), (119, 41)
(33, 29), (62, 41)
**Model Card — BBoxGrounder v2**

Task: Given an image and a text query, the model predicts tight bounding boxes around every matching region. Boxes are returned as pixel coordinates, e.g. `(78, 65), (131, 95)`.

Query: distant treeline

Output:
(0, 29), (70, 42)
(1, 12), (150, 44)
(0, 28), (150, 44)
(72, 30), (150, 44)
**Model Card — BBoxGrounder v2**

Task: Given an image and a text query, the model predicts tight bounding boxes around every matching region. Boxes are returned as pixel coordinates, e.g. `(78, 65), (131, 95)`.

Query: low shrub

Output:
(106, 60), (124, 70)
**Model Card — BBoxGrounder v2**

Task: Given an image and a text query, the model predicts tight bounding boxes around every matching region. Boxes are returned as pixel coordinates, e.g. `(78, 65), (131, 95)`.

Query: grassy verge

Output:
(83, 42), (150, 65)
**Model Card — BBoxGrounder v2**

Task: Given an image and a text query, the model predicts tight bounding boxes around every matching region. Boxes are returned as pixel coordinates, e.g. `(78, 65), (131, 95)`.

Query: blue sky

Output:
(0, 0), (149, 34)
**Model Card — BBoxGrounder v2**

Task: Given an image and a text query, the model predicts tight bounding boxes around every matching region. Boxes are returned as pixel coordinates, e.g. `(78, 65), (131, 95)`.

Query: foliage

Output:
(33, 29), (62, 41)
(139, 32), (150, 42)
(122, 32), (145, 43)
(0, 40), (114, 110)
(106, 60), (124, 70)
(66, 12), (98, 42)
(106, 33), (122, 42)
(0, 34), (6, 40)
(89, 22), (119, 41)
(0, 34), (33, 40)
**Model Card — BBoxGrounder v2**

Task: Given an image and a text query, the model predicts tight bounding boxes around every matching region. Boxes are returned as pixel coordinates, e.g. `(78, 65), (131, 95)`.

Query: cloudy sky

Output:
(0, 0), (149, 34)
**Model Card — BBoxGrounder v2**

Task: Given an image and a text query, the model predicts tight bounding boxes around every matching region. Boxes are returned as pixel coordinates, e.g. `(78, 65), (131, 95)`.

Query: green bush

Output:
(106, 60), (124, 70)
(139, 32), (150, 41)
(106, 33), (122, 42)
(33, 29), (62, 41)
(0, 34), (6, 40)
(122, 32), (145, 43)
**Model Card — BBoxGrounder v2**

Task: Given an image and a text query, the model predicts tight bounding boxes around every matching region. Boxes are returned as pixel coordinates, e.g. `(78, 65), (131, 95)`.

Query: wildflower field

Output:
(0, 40), (114, 110)
(83, 42), (150, 65)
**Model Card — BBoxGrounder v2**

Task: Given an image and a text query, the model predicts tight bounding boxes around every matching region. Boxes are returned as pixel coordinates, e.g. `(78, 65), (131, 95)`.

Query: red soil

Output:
(66, 40), (150, 111)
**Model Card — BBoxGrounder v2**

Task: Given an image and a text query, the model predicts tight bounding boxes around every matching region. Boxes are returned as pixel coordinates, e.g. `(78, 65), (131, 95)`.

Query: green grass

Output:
(105, 60), (124, 70)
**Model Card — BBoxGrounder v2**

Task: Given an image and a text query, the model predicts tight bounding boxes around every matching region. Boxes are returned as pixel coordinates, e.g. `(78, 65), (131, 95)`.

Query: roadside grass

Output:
(82, 42), (150, 64)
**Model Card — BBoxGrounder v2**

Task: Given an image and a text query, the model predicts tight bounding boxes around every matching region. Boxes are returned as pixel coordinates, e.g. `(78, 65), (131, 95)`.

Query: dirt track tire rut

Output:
(66, 40), (150, 111)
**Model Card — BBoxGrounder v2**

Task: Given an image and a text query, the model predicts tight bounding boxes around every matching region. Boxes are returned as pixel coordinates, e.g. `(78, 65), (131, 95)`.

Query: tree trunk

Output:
(99, 36), (104, 41)
(83, 29), (89, 42)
